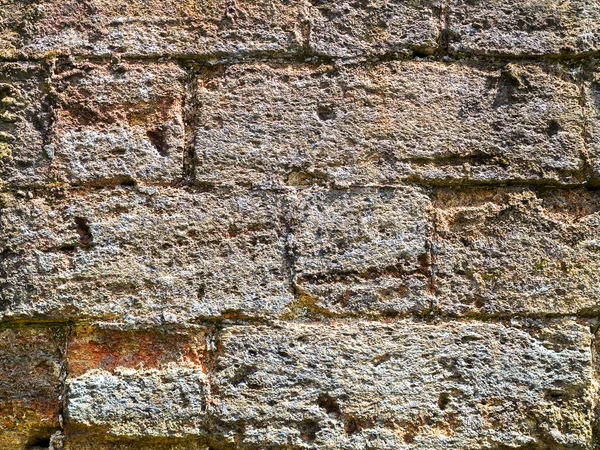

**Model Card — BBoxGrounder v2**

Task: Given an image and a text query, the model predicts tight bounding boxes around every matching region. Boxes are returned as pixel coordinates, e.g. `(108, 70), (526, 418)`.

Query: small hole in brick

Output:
(299, 419), (320, 442)
(27, 437), (50, 449)
(317, 392), (342, 416)
(317, 104), (335, 121)
(412, 46), (433, 58)
(547, 119), (561, 136)
(438, 392), (450, 410)
(404, 431), (416, 443)
(74, 216), (93, 248)
(474, 296), (485, 309)
(345, 417), (373, 435)
(146, 126), (169, 157)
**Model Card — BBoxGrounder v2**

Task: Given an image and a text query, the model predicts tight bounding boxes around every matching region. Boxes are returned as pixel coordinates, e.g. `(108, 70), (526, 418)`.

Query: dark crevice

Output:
(316, 392), (342, 417)
(436, 0), (451, 55)
(74, 216), (93, 248)
(5, 46), (600, 67)
(576, 73), (595, 186)
(298, 264), (426, 285)
(27, 437), (50, 449)
(437, 392), (450, 410)
(146, 126), (170, 157)
(56, 324), (72, 443)
(316, 103), (336, 121)
(39, 58), (58, 153)
(203, 324), (223, 414)
(182, 66), (200, 185)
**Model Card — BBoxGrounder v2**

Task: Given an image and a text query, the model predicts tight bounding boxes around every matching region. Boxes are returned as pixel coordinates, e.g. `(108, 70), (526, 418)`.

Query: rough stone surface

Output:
(64, 325), (210, 447)
(4, 3), (600, 449)
(66, 367), (209, 437)
(0, 0), (444, 59)
(0, 187), (292, 323)
(0, 325), (65, 450)
(48, 61), (186, 186)
(291, 187), (433, 317)
(0, 62), (50, 188)
(213, 320), (594, 449)
(1, 0), (304, 58)
(433, 188), (600, 317)
(447, 0), (600, 56)
(194, 61), (585, 188)
(307, 0), (441, 58)
(583, 66), (600, 184)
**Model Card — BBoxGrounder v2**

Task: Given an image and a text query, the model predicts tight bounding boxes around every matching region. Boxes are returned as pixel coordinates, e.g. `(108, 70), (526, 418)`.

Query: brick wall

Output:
(2, 1), (600, 448)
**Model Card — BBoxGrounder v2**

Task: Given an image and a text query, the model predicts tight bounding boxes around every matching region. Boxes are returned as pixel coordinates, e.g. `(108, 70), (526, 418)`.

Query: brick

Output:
(65, 367), (209, 438)
(447, 0), (600, 56)
(47, 61), (185, 186)
(64, 325), (209, 441)
(1, 0), (303, 58)
(193, 61), (585, 188)
(212, 319), (593, 449)
(291, 187), (433, 317)
(0, 187), (292, 322)
(583, 66), (600, 184)
(0, 0), (444, 59)
(0, 325), (66, 449)
(307, 0), (441, 58)
(63, 437), (211, 450)
(66, 325), (207, 377)
(433, 188), (600, 316)
(0, 62), (49, 188)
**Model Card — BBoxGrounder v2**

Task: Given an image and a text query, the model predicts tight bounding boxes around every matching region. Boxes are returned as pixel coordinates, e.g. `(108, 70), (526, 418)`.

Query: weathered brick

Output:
(212, 319), (593, 449)
(583, 66), (600, 184)
(194, 61), (585, 188)
(0, 62), (49, 188)
(447, 0), (600, 56)
(307, 0), (441, 58)
(0, 187), (292, 322)
(63, 437), (211, 450)
(67, 325), (207, 377)
(433, 188), (600, 316)
(1, 0), (304, 58)
(65, 367), (209, 438)
(0, 0), (444, 59)
(48, 61), (186, 186)
(0, 325), (65, 449)
(291, 187), (433, 317)
(0, 0), (43, 58)
(64, 325), (209, 441)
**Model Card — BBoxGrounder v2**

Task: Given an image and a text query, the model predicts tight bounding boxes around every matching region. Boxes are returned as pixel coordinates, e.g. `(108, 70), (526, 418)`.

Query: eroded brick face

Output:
(193, 61), (585, 188)
(2, 1), (600, 449)
(0, 326), (65, 449)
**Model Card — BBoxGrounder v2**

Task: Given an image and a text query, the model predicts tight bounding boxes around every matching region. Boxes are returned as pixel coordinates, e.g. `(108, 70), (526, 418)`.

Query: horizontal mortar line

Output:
(0, 311), (598, 330)
(3, 177), (599, 197)
(2, 49), (600, 67)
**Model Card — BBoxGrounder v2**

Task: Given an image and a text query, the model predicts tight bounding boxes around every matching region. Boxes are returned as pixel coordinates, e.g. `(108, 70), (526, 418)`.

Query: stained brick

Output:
(0, 325), (65, 449)
(0, 62), (49, 188)
(48, 61), (186, 186)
